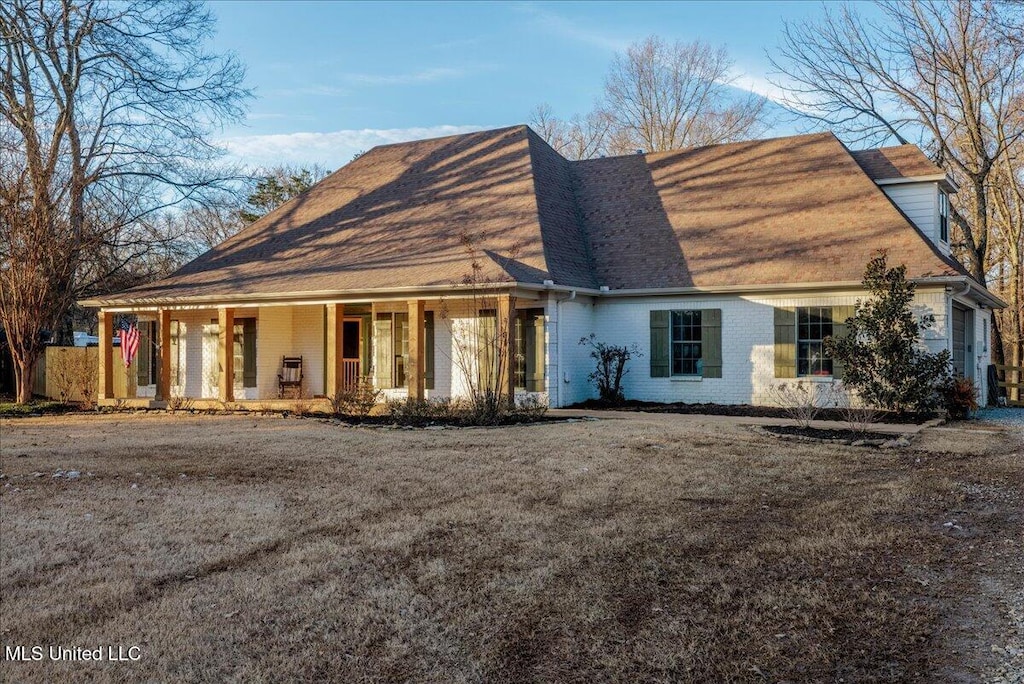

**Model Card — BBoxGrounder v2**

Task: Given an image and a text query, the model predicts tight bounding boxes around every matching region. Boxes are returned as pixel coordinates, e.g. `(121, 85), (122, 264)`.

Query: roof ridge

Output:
(569, 131), (838, 165)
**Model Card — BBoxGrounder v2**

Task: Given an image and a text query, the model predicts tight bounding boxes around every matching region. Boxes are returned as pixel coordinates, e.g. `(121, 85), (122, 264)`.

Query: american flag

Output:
(120, 321), (140, 368)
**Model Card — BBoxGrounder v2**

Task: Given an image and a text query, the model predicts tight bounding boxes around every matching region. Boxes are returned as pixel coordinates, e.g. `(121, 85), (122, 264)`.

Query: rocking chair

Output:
(278, 356), (303, 398)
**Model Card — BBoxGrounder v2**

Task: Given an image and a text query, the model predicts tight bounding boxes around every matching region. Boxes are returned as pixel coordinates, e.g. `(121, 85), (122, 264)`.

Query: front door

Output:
(343, 319), (361, 388)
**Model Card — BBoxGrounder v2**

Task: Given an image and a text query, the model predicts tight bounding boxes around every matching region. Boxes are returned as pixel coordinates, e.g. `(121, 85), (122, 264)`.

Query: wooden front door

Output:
(342, 319), (361, 387)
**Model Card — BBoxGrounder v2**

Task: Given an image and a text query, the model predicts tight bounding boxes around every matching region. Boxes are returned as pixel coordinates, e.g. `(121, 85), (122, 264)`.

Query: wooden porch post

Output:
(325, 303), (345, 396)
(408, 299), (425, 400)
(156, 309), (171, 401)
(218, 307), (234, 402)
(497, 294), (515, 402)
(98, 310), (114, 401)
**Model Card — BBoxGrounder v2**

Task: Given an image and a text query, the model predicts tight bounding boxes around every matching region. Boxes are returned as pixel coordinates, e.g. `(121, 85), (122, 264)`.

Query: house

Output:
(81, 125), (1005, 408)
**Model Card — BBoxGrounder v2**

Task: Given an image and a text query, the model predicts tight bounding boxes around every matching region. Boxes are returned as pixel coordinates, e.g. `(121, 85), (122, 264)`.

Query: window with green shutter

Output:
(514, 308), (545, 391)
(774, 305), (853, 379)
(651, 308), (723, 378)
(231, 318), (257, 388)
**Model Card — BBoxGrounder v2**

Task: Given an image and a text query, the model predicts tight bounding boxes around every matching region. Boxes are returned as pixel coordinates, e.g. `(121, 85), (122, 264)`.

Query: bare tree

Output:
(531, 37), (768, 159)
(601, 36), (767, 154)
(529, 104), (613, 160)
(0, 0), (248, 402)
(769, 0), (1024, 367)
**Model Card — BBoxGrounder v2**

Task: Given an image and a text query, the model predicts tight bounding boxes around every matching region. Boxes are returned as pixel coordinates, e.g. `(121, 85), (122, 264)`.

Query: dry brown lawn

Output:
(0, 412), (1021, 683)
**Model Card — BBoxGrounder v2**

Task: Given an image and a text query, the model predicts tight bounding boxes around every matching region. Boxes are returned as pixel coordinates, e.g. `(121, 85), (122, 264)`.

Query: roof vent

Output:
(599, 285), (610, 292)
(542, 279), (554, 286)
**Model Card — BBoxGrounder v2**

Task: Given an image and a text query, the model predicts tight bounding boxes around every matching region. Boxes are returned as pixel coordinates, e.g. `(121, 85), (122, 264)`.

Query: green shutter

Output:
(701, 309), (723, 379)
(424, 311), (435, 390)
(373, 314), (393, 389)
(774, 307), (797, 378)
(395, 312), (409, 388)
(361, 314), (372, 381)
(478, 310), (497, 391)
(243, 319), (257, 388)
(830, 305), (855, 380)
(522, 309), (545, 392)
(650, 310), (670, 377)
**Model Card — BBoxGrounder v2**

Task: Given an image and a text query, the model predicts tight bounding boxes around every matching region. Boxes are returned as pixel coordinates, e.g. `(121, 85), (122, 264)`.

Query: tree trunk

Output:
(14, 355), (35, 403)
(992, 317), (1006, 367)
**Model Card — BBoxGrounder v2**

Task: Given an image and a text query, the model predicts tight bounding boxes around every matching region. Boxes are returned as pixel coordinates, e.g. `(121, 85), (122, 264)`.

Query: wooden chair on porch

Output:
(278, 356), (303, 398)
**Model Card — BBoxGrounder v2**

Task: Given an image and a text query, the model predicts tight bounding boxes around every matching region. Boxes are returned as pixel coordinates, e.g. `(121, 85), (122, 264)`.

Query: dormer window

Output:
(939, 191), (949, 243)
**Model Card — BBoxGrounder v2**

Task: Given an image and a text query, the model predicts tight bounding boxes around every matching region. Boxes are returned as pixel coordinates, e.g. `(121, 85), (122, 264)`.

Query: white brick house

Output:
(82, 125), (1004, 408)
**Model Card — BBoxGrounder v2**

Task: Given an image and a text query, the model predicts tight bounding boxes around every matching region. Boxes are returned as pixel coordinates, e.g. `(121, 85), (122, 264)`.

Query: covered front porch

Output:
(95, 293), (549, 409)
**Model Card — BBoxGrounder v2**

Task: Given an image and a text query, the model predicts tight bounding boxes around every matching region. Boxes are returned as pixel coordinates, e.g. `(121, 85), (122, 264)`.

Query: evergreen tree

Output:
(826, 253), (952, 414)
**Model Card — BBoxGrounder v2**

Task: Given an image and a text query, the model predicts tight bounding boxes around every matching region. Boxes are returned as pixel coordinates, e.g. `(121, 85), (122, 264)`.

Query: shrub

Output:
(942, 377), (979, 420)
(825, 253), (953, 414)
(166, 392), (194, 413)
(831, 385), (880, 433)
(579, 334), (640, 405)
(290, 393), (313, 417)
(386, 395), (547, 427)
(386, 397), (456, 426)
(49, 349), (98, 408)
(767, 381), (836, 428)
(329, 378), (382, 417)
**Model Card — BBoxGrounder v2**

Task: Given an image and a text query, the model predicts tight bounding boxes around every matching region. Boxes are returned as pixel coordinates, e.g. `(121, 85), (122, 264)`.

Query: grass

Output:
(0, 413), (1020, 682)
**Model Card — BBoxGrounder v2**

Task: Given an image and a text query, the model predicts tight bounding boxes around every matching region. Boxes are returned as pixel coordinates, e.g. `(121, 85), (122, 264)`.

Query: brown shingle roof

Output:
(849, 145), (945, 181)
(98, 127), (970, 305)
(119, 126), (559, 301)
(573, 132), (965, 289)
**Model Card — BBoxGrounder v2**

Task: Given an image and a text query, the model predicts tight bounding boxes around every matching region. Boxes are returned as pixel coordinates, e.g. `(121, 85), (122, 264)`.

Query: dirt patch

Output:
(0, 413), (1020, 682)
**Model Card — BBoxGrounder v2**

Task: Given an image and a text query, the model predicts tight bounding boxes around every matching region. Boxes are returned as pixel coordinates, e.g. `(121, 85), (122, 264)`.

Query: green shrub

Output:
(825, 253), (952, 414)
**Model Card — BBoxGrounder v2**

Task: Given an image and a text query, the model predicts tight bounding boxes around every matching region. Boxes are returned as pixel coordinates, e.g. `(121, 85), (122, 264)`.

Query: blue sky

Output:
(210, 1), (831, 169)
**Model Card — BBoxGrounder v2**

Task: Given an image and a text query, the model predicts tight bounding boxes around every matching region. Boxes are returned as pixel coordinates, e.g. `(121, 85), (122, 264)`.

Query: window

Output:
(231, 318), (257, 388)
(670, 310), (702, 375)
(797, 307), (833, 376)
(513, 309), (545, 391)
(939, 191), (949, 243)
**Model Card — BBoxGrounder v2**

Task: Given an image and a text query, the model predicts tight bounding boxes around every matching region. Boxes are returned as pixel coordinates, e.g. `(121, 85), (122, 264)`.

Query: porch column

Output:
(218, 307), (234, 402)
(98, 310), (114, 400)
(497, 294), (515, 401)
(325, 303), (345, 396)
(156, 309), (171, 401)
(408, 299), (425, 400)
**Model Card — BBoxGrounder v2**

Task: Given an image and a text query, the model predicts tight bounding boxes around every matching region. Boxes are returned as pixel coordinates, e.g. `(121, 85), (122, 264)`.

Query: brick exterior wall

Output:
(156, 289), (989, 407)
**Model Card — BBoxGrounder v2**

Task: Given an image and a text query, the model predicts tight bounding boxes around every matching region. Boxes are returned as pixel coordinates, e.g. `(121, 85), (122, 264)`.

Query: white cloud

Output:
(342, 67), (469, 85)
(218, 124), (494, 169)
(516, 4), (629, 52)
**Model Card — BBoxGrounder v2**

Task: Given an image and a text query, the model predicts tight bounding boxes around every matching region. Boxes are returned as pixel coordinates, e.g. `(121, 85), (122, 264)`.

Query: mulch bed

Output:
(568, 399), (936, 425)
(761, 425), (885, 442)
